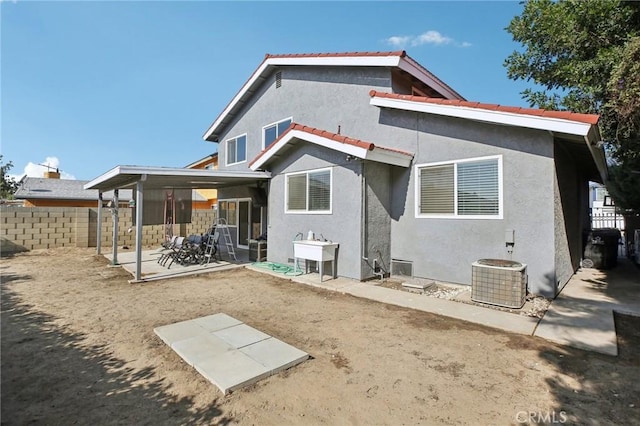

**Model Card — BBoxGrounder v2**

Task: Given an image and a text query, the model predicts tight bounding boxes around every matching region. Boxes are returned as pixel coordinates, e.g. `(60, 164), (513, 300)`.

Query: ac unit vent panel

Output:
(471, 259), (527, 308)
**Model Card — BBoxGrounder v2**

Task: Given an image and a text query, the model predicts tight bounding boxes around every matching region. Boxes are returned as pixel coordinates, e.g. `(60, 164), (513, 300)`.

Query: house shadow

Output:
(514, 258), (640, 423)
(1, 278), (231, 425)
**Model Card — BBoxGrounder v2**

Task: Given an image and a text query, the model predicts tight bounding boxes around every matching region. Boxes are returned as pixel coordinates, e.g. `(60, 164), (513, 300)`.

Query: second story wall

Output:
(214, 66), (393, 171)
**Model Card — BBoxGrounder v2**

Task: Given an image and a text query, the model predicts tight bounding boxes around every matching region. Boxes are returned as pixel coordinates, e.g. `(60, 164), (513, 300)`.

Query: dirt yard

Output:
(2, 248), (639, 425)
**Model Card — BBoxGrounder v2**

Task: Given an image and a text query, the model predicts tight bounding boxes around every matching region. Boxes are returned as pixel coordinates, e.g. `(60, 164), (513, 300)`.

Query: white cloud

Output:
(384, 30), (471, 49)
(413, 31), (452, 46)
(12, 156), (76, 181)
(385, 35), (412, 48)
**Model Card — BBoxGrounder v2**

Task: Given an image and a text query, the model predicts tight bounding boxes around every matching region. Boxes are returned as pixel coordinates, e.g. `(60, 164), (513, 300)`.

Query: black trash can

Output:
(583, 228), (621, 269)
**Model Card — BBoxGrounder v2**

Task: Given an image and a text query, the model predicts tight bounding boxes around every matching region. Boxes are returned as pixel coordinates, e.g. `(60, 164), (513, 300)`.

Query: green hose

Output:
(251, 261), (303, 276)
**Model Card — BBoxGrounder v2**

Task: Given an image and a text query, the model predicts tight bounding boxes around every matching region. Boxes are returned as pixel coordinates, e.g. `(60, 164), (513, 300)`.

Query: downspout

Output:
(361, 161), (368, 279)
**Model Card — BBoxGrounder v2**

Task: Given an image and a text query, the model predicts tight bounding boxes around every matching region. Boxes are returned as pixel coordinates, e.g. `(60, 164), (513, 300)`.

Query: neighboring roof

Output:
(369, 91), (599, 134)
(185, 152), (218, 169)
(203, 51), (464, 142)
(15, 177), (132, 201)
(249, 123), (414, 171)
(84, 165), (271, 192)
(368, 90), (607, 182)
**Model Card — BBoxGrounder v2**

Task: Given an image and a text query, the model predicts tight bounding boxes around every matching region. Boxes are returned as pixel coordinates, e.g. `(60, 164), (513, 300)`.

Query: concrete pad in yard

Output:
(172, 333), (235, 365)
(195, 348), (272, 395)
(155, 314), (310, 395)
(154, 320), (209, 346)
(240, 337), (310, 371)
(213, 323), (271, 349)
(194, 313), (243, 332)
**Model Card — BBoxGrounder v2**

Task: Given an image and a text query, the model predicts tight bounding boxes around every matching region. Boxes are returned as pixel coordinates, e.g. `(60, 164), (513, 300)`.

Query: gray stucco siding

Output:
(266, 143), (363, 280)
(388, 112), (558, 297)
(213, 66), (393, 173)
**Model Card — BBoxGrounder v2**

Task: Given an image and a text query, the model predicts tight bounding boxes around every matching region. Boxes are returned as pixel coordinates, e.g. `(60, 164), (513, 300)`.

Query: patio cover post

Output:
(134, 179), (144, 281)
(97, 192), (103, 255)
(112, 189), (119, 265)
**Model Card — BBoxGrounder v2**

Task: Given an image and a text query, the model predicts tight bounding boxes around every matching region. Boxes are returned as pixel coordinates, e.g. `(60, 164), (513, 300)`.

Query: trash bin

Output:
(583, 228), (621, 269)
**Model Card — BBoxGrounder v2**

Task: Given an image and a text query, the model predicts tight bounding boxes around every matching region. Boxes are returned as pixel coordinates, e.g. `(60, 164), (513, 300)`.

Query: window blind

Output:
(420, 164), (454, 214)
(308, 170), (331, 211)
(287, 174), (307, 211)
(457, 159), (499, 215)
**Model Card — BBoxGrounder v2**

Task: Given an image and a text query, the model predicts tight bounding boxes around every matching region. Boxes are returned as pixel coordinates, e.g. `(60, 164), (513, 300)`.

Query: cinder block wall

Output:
(1, 206), (216, 253)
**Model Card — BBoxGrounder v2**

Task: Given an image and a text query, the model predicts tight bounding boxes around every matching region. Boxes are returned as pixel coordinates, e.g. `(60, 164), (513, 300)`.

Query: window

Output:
(416, 156), (502, 219)
(286, 168), (332, 214)
(218, 200), (237, 225)
(226, 134), (247, 165)
(263, 117), (292, 149)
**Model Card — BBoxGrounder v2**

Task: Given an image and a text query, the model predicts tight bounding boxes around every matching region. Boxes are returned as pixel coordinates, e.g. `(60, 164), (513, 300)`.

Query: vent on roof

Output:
(275, 71), (282, 89)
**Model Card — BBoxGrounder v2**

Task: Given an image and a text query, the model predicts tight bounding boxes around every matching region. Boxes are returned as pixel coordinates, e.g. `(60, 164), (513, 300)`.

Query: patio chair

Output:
(157, 235), (178, 265)
(163, 236), (186, 268)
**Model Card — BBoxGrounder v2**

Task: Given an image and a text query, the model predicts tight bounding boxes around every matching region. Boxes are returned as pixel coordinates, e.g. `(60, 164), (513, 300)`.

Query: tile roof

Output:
(264, 51), (406, 59)
(249, 123), (413, 168)
(369, 91), (599, 125)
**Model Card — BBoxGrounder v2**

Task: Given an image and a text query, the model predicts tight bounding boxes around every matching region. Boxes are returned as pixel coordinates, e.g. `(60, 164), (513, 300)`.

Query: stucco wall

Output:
(266, 144), (363, 279)
(384, 110), (558, 297)
(0, 206), (215, 253)
(214, 66), (393, 171)
(362, 161), (392, 280)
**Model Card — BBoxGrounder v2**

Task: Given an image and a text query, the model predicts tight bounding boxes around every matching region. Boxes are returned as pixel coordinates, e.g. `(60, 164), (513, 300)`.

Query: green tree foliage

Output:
(505, 0), (640, 212)
(1, 155), (19, 199)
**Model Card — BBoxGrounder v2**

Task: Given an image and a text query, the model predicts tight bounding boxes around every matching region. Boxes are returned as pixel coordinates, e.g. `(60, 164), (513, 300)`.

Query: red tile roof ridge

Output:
(249, 122), (413, 168)
(265, 51), (406, 59)
(369, 91), (599, 125)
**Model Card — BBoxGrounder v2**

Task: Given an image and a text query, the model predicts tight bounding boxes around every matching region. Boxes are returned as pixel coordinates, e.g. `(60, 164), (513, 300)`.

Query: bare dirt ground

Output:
(1, 247), (639, 425)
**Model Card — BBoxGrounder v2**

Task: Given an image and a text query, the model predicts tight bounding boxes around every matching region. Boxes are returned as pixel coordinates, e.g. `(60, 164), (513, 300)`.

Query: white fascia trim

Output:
(398, 57), (461, 100)
(250, 130), (370, 171)
(365, 149), (413, 167)
(203, 55), (403, 141)
(370, 96), (593, 137)
(84, 166), (123, 190)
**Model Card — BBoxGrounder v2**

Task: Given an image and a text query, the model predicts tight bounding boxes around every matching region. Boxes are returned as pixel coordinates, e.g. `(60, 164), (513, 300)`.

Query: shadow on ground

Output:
(1, 274), (230, 425)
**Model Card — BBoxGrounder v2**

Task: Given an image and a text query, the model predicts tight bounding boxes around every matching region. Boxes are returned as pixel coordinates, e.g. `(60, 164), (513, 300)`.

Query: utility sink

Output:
(293, 240), (339, 281)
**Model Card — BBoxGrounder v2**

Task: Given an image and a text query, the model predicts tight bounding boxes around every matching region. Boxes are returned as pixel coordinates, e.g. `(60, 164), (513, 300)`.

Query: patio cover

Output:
(84, 165), (271, 281)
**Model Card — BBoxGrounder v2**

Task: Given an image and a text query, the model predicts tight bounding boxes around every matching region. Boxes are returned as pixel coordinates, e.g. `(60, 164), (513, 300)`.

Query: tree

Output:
(505, 0), (640, 213)
(1, 155), (19, 199)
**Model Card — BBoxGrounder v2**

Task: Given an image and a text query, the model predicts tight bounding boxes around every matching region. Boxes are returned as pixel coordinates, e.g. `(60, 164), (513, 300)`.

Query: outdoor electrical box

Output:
(505, 229), (515, 244)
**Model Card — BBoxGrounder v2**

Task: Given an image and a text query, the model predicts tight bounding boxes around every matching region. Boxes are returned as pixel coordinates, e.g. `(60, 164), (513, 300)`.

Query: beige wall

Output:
(1, 206), (216, 253)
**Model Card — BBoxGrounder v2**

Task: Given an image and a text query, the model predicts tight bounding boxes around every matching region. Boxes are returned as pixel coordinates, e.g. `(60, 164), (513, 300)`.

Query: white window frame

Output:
(262, 117), (293, 150)
(414, 155), (503, 220)
(225, 133), (247, 166)
(284, 167), (333, 215)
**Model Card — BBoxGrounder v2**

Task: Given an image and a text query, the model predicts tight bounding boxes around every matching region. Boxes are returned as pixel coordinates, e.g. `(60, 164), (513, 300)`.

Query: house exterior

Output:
(202, 51), (606, 298)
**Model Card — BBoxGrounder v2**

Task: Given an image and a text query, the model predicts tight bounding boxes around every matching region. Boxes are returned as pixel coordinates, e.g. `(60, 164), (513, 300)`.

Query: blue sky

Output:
(2, 1), (533, 181)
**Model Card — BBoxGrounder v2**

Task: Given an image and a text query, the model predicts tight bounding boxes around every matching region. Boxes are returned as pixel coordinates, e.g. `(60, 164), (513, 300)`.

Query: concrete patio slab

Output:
(212, 323), (271, 349)
(154, 314), (310, 395)
(195, 349), (271, 395)
(172, 333), (234, 365)
(194, 313), (243, 332)
(240, 337), (310, 371)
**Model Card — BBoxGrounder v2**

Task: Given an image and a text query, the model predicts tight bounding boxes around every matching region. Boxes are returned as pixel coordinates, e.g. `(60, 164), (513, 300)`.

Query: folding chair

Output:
(163, 236), (186, 268)
(157, 235), (178, 265)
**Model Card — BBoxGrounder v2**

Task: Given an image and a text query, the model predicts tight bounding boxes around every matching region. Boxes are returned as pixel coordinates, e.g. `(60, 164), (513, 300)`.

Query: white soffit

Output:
(369, 96), (593, 137)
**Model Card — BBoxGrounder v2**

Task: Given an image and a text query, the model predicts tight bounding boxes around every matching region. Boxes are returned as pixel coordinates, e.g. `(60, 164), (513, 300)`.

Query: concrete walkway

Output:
(247, 258), (640, 356)
(534, 258), (640, 356)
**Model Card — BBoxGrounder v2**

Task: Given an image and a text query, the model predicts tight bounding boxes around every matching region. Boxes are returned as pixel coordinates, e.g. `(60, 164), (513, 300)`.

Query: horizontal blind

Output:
(227, 139), (236, 164)
(420, 164), (454, 214)
(457, 159), (499, 215)
(308, 170), (331, 211)
(287, 174), (307, 211)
